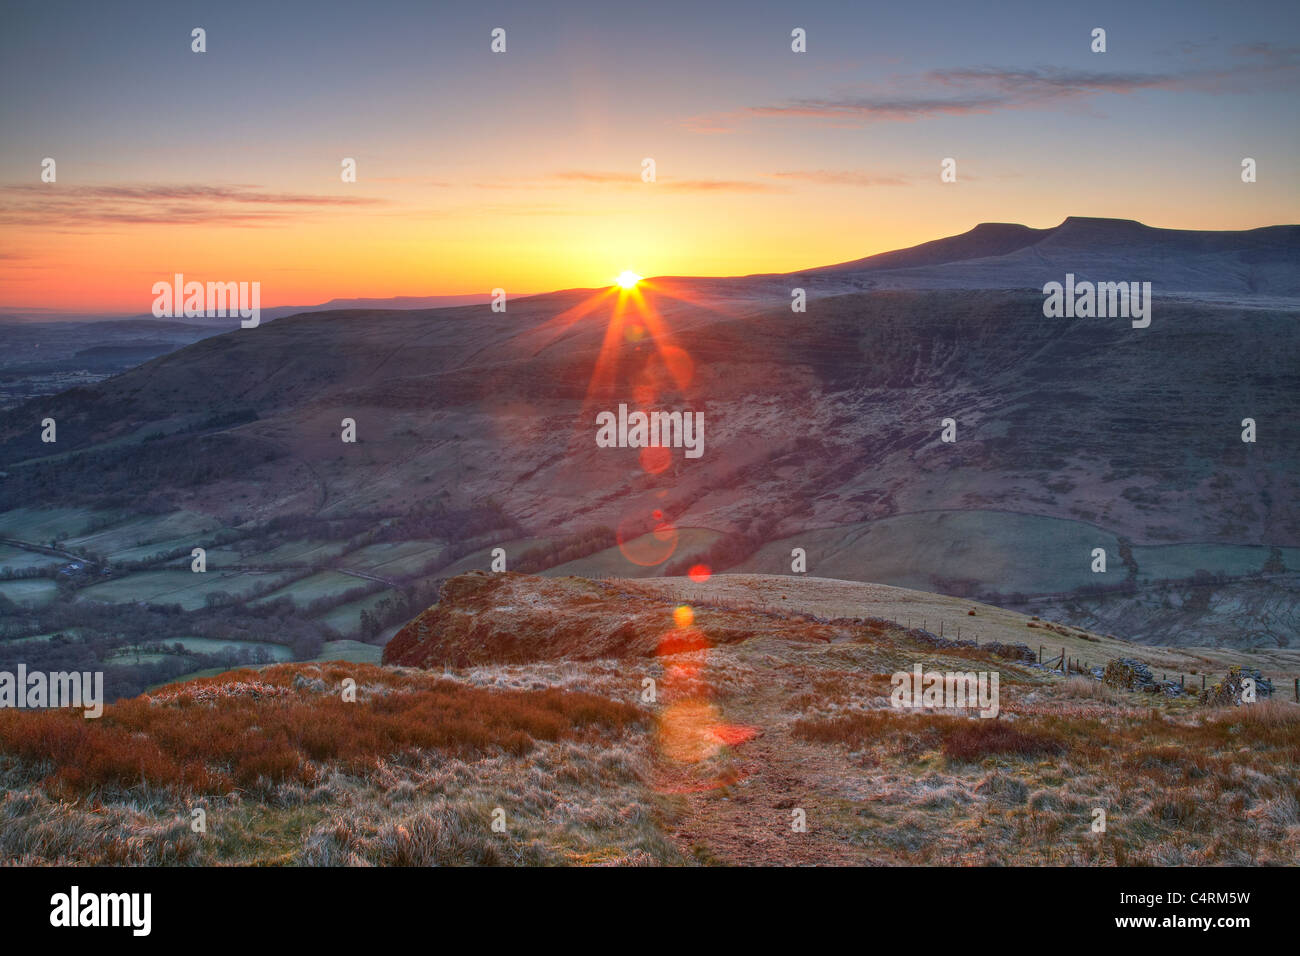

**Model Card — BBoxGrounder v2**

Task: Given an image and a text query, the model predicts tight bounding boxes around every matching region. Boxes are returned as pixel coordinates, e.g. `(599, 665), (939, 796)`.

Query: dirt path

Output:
(651, 667), (881, 866)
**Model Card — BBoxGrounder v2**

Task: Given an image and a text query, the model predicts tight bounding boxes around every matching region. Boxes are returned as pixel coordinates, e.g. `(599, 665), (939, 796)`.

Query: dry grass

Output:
(1062, 675), (1125, 704)
(0, 662), (642, 798)
(941, 721), (1064, 762)
(792, 709), (1064, 763)
(4, 573), (1297, 867)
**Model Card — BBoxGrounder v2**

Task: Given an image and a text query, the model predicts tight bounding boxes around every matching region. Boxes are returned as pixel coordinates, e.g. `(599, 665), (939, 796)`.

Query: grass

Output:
(250, 571), (370, 608)
(76, 569), (298, 609)
(313, 640), (383, 663)
(0, 662), (643, 799)
(0, 658), (675, 866)
(792, 710), (1064, 762)
(0, 579), (59, 606)
(315, 589), (398, 636)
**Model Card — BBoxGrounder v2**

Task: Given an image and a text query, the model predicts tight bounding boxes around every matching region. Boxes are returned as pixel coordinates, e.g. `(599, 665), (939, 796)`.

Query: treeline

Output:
(662, 517), (780, 578)
(0, 591), (333, 701)
(512, 527), (616, 574)
(373, 500), (522, 544)
(0, 431), (283, 510)
(358, 581), (442, 641)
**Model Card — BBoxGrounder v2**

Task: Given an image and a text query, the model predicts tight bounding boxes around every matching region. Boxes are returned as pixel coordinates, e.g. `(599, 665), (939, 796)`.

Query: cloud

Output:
(769, 170), (910, 187)
(0, 183), (387, 229)
(751, 94), (1005, 122)
(508, 171), (782, 192)
(742, 44), (1299, 125)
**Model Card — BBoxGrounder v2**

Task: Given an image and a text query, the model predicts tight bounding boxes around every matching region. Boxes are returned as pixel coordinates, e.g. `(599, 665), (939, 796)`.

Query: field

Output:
(340, 540), (446, 576)
(251, 571), (374, 609)
(312, 640), (383, 663)
(736, 511), (1296, 596)
(62, 510), (222, 561)
(543, 528), (724, 578)
(0, 545), (60, 574)
(0, 580), (59, 606)
(77, 569), (299, 611)
(155, 637), (294, 660)
(317, 590), (400, 637)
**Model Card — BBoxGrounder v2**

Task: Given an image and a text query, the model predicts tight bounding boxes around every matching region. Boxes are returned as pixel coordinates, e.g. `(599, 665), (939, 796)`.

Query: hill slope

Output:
(3, 572), (1296, 866)
(1, 218), (1297, 649)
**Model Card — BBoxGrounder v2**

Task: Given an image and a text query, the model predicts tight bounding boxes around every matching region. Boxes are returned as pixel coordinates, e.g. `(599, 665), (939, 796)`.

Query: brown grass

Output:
(0, 663), (642, 798)
(940, 720), (1065, 762)
(792, 709), (1065, 763)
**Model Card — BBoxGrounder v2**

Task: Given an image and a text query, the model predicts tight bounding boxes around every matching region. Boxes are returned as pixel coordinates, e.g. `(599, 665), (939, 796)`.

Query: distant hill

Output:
(797, 217), (1300, 299)
(2, 217), (1296, 647)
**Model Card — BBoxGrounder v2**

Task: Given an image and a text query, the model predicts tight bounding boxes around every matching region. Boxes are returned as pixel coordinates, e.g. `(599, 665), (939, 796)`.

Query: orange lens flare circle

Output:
(615, 510), (679, 567)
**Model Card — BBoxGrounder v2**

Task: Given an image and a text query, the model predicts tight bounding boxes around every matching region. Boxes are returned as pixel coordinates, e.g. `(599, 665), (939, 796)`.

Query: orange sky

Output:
(2, 1), (1297, 313)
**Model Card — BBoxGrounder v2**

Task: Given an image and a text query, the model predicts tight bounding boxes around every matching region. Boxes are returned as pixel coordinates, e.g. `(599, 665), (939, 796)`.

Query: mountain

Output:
(806, 218), (1300, 299)
(1, 217), (1296, 648)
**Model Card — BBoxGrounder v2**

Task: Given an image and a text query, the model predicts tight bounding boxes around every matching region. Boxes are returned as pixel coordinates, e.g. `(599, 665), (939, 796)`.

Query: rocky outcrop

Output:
(383, 571), (843, 668)
(1102, 658), (1156, 692)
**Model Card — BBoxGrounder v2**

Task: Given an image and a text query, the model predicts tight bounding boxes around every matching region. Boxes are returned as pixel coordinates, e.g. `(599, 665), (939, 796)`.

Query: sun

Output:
(615, 270), (643, 290)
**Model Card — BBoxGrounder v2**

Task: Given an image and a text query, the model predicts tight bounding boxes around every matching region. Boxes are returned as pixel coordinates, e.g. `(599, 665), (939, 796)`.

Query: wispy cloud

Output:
(549, 171), (779, 192)
(0, 183), (386, 229)
(769, 170), (910, 187)
(728, 43), (1299, 127)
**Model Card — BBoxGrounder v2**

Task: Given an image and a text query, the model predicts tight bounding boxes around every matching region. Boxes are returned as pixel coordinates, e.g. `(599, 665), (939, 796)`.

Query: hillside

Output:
(2, 572), (1296, 866)
(1, 217), (1297, 657)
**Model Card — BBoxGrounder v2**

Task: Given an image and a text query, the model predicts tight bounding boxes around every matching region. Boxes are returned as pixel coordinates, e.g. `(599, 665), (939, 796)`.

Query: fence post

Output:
(1295, 678), (1298, 703)
(1039, 645), (1043, 664)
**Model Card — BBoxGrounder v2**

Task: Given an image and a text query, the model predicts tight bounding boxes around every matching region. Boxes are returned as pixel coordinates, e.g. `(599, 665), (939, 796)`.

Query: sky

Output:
(1, 0), (1297, 313)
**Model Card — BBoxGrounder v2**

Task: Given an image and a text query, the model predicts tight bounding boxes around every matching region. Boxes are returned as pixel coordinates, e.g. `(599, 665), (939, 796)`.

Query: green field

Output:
(63, 510), (223, 561)
(107, 650), (172, 664)
(736, 511), (1122, 595)
(1130, 543), (1300, 582)
(0, 578), (60, 606)
(543, 528), (724, 578)
(430, 537), (553, 579)
(340, 539), (446, 576)
(313, 640), (383, 663)
(251, 571), (371, 609)
(1, 507), (108, 544)
(315, 588), (399, 636)
(736, 511), (1296, 597)
(0, 544), (61, 574)
(76, 569), (298, 610)
(249, 539), (351, 566)
(153, 636), (294, 660)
